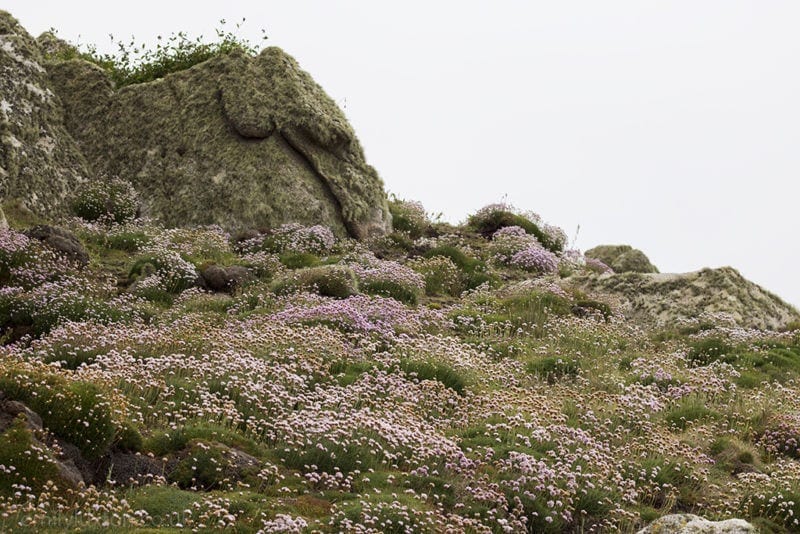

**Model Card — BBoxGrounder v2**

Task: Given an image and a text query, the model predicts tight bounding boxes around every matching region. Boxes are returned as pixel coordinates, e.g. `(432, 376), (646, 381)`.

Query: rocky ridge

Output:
(0, 10), (390, 238)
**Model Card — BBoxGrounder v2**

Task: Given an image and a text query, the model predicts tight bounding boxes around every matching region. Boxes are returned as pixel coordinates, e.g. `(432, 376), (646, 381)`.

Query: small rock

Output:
(0, 395), (85, 488)
(25, 224), (89, 265)
(637, 514), (756, 533)
(0, 399), (43, 432)
(585, 244), (658, 274)
(96, 452), (170, 486)
(201, 264), (253, 293)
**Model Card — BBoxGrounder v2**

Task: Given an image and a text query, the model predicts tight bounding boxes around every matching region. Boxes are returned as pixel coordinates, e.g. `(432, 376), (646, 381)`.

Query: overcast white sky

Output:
(6, 1), (800, 307)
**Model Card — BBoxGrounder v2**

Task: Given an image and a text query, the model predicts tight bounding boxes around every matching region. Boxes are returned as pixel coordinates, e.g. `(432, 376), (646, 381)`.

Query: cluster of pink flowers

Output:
(584, 256), (614, 274)
(240, 224), (336, 255)
(509, 246), (559, 274)
(348, 254), (425, 291)
(271, 294), (449, 338)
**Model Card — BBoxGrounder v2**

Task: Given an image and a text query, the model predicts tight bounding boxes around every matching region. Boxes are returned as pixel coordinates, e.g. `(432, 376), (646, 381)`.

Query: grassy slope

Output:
(0, 207), (798, 533)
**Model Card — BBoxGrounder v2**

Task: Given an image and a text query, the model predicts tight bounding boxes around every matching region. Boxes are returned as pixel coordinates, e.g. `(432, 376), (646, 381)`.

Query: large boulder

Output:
(570, 266), (799, 330)
(46, 46), (391, 238)
(585, 244), (658, 273)
(637, 514), (755, 533)
(1, 10), (390, 238)
(0, 11), (90, 215)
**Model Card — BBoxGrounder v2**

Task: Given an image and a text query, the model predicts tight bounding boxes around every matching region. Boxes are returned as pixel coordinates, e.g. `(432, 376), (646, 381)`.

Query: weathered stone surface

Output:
(2, 11), (390, 238)
(201, 264), (253, 293)
(0, 11), (89, 215)
(96, 452), (168, 486)
(585, 244), (658, 273)
(570, 267), (800, 330)
(47, 46), (390, 238)
(25, 224), (89, 265)
(637, 514), (756, 533)
(0, 394), (85, 488)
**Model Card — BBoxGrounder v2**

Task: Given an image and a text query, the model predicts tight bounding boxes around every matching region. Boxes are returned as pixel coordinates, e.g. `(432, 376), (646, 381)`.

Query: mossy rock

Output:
(585, 244), (658, 274)
(46, 45), (390, 238)
(570, 267), (800, 330)
(0, 11), (90, 216)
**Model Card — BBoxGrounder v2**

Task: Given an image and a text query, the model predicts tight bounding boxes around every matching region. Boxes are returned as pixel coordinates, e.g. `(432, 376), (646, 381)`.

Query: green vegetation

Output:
(398, 359), (467, 395)
(423, 245), (493, 290)
(71, 178), (139, 224)
(0, 418), (60, 495)
(0, 175), (797, 531)
(527, 356), (581, 382)
(387, 197), (429, 239)
(51, 21), (266, 87)
(664, 397), (718, 431)
(467, 206), (564, 253)
(272, 265), (359, 299)
(0, 367), (120, 458)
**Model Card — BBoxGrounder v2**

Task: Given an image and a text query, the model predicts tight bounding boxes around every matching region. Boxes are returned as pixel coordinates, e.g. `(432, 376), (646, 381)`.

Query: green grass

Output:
(423, 245), (493, 290)
(280, 438), (379, 475)
(143, 422), (267, 458)
(359, 279), (421, 305)
(0, 369), (119, 459)
(53, 23), (265, 87)
(687, 338), (734, 366)
(664, 397), (717, 431)
(398, 359), (467, 395)
(272, 265), (358, 299)
(527, 356), (581, 383)
(0, 417), (60, 495)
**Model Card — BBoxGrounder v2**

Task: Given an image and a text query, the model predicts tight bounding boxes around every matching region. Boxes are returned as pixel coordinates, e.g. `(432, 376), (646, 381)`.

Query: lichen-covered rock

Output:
(570, 266), (799, 330)
(585, 244), (658, 273)
(200, 264), (253, 293)
(25, 224), (89, 265)
(0, 394), (85, 489)
(47, 46), (391, 238)
(0, 11), (90, 215)
(637, 514), (756, 533)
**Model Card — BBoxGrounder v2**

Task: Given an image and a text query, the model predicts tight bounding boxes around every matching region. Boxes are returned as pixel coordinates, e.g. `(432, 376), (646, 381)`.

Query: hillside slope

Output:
(0, 198), (797, 532)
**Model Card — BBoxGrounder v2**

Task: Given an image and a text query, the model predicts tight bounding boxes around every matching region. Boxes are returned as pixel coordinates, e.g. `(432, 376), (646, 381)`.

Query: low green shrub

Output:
(399, 359), (467, 395)
(467, 204), (565, 253)
(388, 197), (429, 238)
(409, 256), (464, 297)
(144, 423), (264, 458)
(272, 265), (358, 299)
(0, 367), (119, 458)
(351, 258), (424, 304)
(279, 252), (321, 269)
(423, 245), (492, 290)
(72, 178), (139, 224)
(687, 338), (734, 366)
(0, 417), (60, 495)
(527, 356), (580, 383)
(169, 441), (248, 490)
(664, 397), (717, 431)
(280, 438), (378, 475)
(129, 251), (199, 296)
(105, 230), (151, 252)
